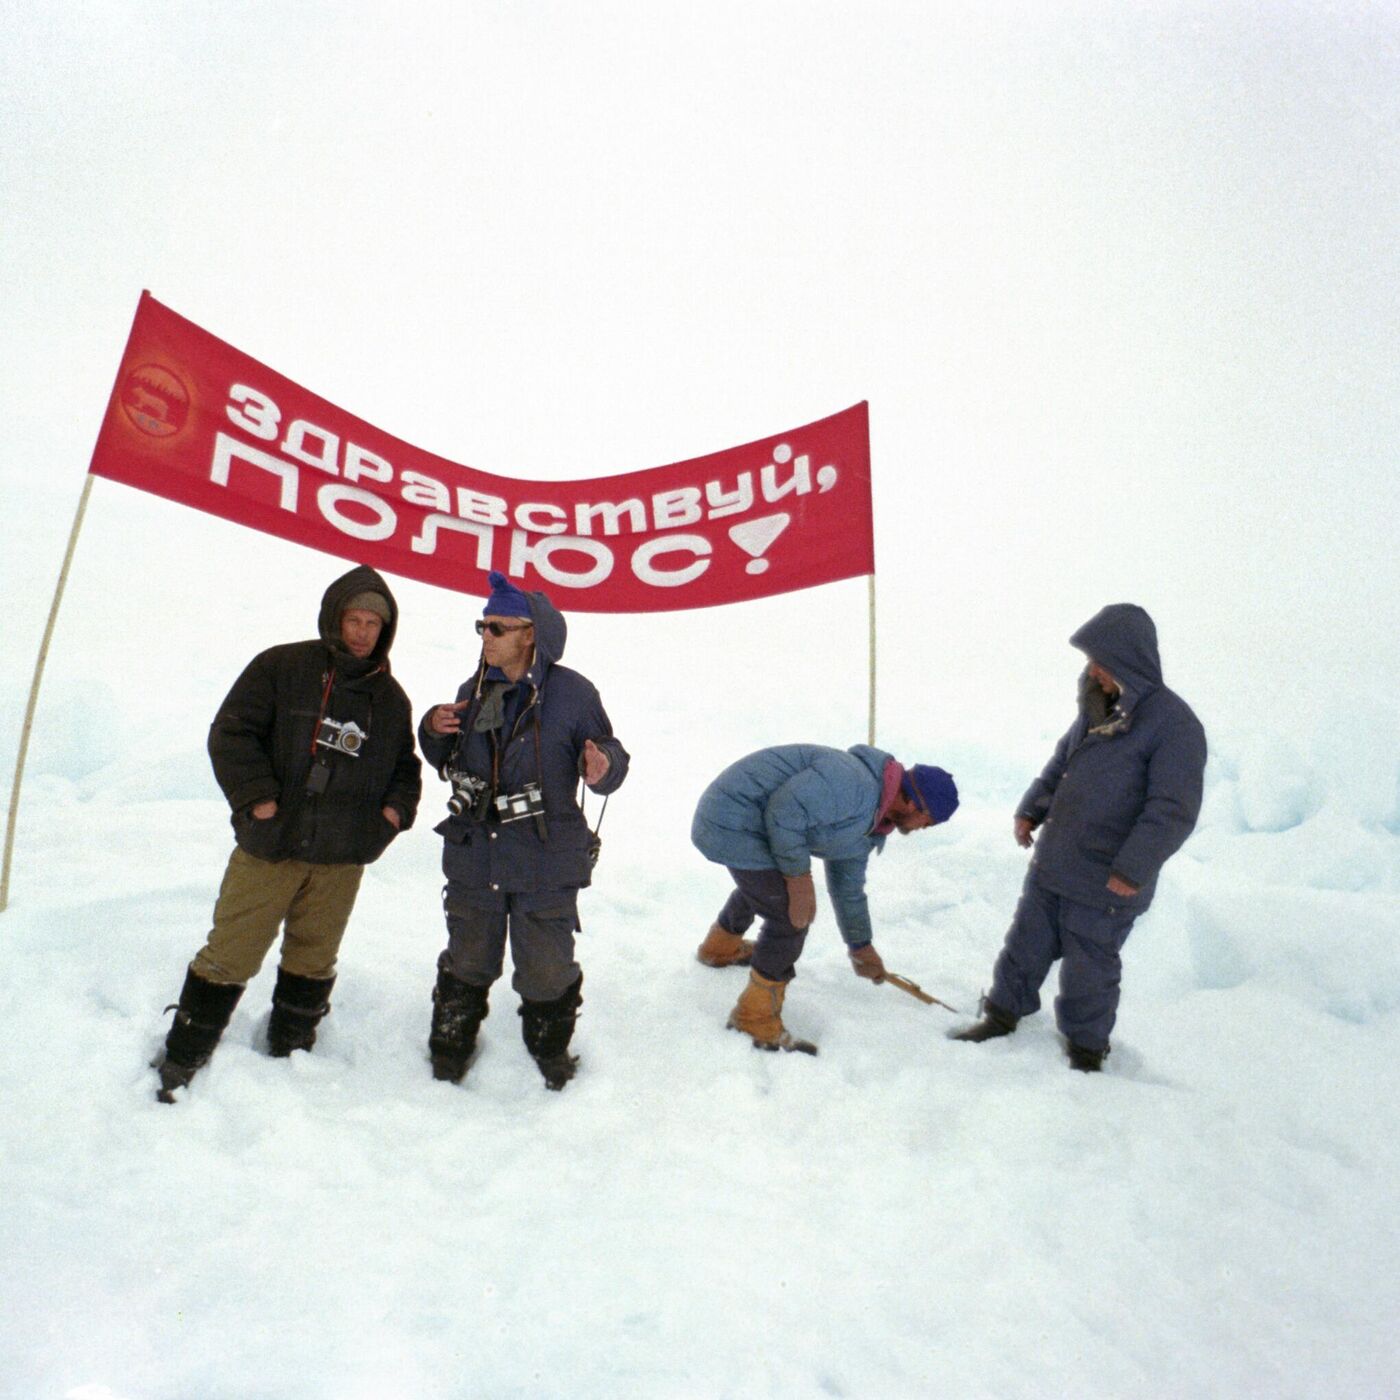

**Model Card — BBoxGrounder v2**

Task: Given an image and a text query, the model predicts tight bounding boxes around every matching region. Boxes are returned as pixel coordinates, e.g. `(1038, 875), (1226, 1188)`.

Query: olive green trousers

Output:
(190, 847), (365, 985)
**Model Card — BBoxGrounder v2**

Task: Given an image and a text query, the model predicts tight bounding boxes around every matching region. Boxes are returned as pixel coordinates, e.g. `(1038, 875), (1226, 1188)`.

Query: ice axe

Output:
(883, 971), (960, 1015)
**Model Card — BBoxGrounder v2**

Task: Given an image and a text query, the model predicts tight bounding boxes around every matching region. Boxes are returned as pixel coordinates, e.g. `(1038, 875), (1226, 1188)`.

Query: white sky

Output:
(3, 17), (1398, 1395)
(3, 2), (1398, 771)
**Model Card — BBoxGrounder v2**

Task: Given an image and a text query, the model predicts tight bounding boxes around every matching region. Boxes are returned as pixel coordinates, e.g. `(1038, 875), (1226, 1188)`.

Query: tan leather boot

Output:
(696, 923), (755, 968)
(726, 969), (817, 1054)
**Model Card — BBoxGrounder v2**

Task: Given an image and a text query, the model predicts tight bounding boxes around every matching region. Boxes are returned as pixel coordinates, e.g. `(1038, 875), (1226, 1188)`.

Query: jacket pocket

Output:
(1080, 821), (1123, 862)
(233, 807), (287, 862)
(555, 822), (596, 889)
(358, 808), (399, 865)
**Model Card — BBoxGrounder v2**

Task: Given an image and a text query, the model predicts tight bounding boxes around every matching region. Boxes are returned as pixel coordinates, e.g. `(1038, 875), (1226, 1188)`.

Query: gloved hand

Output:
(783, 873), (817, 929)
(848, 944), (886, 982)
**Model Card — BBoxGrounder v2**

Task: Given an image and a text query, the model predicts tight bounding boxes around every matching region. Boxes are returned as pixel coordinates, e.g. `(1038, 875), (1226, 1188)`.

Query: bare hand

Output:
(1107, 874), (1139, 898)
(582, 739), (610, 786)
(251, 800), (277, 820)
(784, 873), (817, 930)
(1014, 817), (1035, 849)
(428, 701), (470, 735)
(382, 806), (401, 830)
(849, 944), (886, 983)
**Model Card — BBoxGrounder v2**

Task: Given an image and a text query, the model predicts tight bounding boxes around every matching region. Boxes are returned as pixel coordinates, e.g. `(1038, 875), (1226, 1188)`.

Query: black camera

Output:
(443, 767), (492, 822)
(316, 717), (366, 758)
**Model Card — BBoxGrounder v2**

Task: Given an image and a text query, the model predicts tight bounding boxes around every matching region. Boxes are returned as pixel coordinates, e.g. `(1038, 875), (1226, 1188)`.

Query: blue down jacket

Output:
(691, 743), (892, 947)
(419, 588), (628, 899)
(1019, 604), (1207, 912)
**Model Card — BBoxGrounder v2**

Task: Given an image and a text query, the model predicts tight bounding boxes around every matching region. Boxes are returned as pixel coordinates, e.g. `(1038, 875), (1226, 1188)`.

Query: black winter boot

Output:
(1067, 1041), (1108, 1072)
(266, 968), (336, 1057)
(519, 974), (583, 1091)
(948, 995), (1019, 1043)
(154, 968), (246, 1102)
(429, 955), (491, 1083)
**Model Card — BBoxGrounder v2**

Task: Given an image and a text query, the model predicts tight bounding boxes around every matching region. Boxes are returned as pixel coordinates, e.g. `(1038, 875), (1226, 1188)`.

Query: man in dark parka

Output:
(419, 571), (629, 1090)
(153, 565), (422, 1101)
(952, 603), (1207, 1070)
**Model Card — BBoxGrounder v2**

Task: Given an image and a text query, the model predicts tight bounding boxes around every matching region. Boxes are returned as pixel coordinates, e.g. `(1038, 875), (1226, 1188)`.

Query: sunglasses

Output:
(475, 619), (533, 637)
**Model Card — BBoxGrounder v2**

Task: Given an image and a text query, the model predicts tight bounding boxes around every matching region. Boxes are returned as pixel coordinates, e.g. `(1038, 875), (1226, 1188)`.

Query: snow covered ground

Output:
(3, 5), (1399, 1398)
(2, 531), (1396, 1399)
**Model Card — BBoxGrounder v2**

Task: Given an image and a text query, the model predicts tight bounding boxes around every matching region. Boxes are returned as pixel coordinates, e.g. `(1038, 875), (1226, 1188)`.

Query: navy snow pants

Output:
(441, 880), (582, 1003)
(988, 876), (1138, 1052)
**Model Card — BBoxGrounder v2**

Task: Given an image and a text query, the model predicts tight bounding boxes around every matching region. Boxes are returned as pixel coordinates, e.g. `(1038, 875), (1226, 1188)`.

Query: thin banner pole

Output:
(1, 476), (94, 913)
(867, 572), (876, 746)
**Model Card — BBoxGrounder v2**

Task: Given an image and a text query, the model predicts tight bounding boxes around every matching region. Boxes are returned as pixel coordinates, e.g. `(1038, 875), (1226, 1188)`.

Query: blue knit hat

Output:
(483, 570), (532, 619)
(902, 765), (959, 823)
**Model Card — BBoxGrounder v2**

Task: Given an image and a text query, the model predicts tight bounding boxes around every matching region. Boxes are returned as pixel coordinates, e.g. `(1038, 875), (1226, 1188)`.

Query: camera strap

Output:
(577, 779), (607, 870)
(577, 780), (609, 837)
(449, 724), (502, 802)
(309, 668), (337, 756)
(302, 669), (338, 795)
(448, 670), (542, 825)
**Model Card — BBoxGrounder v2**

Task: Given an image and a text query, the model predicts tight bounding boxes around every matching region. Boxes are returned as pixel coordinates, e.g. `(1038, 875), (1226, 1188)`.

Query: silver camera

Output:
(316, 717), (366, 758)
(495, 782), (545, 825)
(445, 768), (492, 821)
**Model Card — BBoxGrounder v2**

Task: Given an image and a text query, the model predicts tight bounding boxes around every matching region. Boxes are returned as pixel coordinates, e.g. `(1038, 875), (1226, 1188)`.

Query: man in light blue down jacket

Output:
(692, 744), (959, 1053)
(951, 603), (1207, 1071)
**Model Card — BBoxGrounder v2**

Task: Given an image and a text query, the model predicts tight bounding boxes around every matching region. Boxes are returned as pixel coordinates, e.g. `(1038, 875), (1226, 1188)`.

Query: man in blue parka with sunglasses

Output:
(419, 571), (629, 1090)
(951, 603), (1207, 1071)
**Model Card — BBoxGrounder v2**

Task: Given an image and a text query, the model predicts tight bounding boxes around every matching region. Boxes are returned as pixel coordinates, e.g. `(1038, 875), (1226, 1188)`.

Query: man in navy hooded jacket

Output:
(952, 603), (1207, 1070)
(419, 571), (628, 1090)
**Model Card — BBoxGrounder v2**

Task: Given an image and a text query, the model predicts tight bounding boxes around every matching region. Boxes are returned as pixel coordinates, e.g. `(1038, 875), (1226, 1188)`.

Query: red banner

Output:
(88, 293), (873, 612)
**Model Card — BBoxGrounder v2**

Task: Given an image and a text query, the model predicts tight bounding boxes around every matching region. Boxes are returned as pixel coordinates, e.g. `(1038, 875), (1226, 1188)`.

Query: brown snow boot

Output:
(948, 996), (1018, 1043)
(727, 969), (817, 1055)
(696, 923), (755, 968)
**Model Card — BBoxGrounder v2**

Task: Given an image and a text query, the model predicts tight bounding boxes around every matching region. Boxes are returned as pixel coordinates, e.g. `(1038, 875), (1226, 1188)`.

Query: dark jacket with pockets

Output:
(209, 566), (422, 867)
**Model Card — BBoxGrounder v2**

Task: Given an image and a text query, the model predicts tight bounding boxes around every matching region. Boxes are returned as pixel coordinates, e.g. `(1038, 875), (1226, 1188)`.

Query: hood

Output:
(1069, 603), (1161, 711)
(520, 586), (566, 686)
(318, 564), (399, 670)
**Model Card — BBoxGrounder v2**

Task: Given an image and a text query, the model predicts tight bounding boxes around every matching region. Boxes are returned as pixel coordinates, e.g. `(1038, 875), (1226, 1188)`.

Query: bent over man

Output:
(951, 603), (1207, 1070)
(692, 743), (959, 1054)
(154, 566), (422, 1102)
(419, 571), (629, 1091)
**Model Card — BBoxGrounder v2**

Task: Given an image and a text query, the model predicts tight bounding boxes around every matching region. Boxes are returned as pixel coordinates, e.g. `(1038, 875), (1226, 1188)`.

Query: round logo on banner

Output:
(120, 363), (191, 438)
